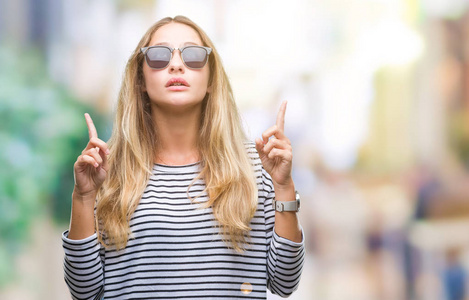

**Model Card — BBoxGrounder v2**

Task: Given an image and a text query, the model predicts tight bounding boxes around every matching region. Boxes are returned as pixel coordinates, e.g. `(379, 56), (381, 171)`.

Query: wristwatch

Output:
(272, 191), (300, 212)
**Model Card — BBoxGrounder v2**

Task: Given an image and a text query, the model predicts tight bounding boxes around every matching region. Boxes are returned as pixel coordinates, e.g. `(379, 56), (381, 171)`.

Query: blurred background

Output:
(1, 0), (469, 299)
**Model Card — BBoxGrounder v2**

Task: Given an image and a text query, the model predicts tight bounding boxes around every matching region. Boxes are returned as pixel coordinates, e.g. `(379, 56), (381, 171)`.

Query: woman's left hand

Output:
(255, 101), (293, 189)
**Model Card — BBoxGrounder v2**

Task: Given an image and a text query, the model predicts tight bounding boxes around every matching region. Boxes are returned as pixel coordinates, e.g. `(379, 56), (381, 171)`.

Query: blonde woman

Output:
(63, 16), (304, 299)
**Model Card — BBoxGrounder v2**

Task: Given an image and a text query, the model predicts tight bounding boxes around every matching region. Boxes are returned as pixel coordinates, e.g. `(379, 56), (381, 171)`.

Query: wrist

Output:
(273, 190), (300, 212)
(72, 189), (97, 204)
(273, 179), (295, 194)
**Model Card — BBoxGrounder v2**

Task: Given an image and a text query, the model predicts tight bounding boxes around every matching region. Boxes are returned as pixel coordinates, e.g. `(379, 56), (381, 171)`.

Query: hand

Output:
(73, 113), (110, 198)
(255, 101), (293, 189)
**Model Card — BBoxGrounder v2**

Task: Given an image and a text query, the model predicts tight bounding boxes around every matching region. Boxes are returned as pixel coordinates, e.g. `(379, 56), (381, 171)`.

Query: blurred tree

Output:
(0, 44), (108, 286)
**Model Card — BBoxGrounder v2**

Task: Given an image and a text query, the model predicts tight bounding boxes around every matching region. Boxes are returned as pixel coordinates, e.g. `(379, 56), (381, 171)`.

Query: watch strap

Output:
(272, 191), (300, 212)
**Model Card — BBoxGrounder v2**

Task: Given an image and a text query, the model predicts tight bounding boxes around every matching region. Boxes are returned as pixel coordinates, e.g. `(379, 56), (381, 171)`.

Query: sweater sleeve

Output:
(262, 168), (305, 297)
(62, 230), (104, 300)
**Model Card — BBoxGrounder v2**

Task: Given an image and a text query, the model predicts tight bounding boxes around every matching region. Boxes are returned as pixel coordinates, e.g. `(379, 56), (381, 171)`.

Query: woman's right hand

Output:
(73, 113), (110, 199)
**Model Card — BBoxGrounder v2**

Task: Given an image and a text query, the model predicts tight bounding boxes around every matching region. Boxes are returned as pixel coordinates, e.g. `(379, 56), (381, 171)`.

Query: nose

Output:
(168, 49), (184, 73)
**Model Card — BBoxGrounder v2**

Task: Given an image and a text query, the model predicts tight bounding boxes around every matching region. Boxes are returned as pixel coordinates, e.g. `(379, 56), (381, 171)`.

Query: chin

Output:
(153, 99), (203, 112)
(171, 97), (203, 106)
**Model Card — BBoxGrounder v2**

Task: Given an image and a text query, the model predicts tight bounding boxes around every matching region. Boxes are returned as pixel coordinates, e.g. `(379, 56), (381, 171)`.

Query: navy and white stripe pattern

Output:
(63, 143), (305, 299)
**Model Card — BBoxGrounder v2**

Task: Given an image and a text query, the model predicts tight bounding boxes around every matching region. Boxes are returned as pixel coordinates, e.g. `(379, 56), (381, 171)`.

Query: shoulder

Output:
(243, 140), (261, 167)
(243, 140), (271, 182)
(243, 140), (259, 158)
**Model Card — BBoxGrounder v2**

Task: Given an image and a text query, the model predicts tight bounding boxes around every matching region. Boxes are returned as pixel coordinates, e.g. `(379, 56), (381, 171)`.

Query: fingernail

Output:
(94, 163), (99, 168)
(106, 149), (110, 155)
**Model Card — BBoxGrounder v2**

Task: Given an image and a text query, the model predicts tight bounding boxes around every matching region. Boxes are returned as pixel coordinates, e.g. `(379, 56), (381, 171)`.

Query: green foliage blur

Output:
(0, 45), (108, 286)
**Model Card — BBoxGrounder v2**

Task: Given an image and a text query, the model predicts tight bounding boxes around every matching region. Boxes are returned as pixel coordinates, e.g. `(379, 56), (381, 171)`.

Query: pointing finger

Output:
(85, 113), (98, 139)
(276, 101), (287, 132)
(83, 137), (110, 155)
(261, 124), (287, 144)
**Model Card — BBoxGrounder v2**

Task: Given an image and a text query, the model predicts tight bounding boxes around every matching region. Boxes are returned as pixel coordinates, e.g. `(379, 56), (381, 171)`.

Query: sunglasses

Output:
(141, 45), (212, 70)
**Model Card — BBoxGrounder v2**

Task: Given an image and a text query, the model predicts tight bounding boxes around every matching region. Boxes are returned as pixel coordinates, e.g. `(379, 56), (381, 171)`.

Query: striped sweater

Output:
(62, 144), (305, 299)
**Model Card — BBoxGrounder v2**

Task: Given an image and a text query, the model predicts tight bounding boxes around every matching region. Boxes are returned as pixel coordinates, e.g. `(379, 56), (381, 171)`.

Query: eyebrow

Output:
(152, 41), (201, 47)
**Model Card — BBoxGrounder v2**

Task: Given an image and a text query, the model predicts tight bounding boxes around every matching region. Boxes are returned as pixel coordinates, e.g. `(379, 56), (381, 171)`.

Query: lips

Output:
(165, 77), (190, 88)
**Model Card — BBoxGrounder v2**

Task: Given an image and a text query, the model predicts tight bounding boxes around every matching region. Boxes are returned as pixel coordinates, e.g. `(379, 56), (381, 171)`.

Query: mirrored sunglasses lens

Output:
(146, 47), (171, 69)
(183, 47), (208, 69)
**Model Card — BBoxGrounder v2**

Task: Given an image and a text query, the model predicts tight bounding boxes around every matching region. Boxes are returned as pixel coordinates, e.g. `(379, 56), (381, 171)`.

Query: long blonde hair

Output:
(96, 16), (258, 252)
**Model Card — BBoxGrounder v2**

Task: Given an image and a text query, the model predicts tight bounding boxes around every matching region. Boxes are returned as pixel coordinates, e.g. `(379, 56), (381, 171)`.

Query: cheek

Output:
(143, 71), (164, 91)
(197, 78), (210, 96)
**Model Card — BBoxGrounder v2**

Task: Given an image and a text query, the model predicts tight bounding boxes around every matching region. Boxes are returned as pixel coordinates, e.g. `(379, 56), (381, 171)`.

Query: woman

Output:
(63, 15), (304, 299)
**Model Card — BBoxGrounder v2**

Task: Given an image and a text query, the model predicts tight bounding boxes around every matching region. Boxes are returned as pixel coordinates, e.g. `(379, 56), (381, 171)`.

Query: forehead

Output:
(149, 22), (203, 47)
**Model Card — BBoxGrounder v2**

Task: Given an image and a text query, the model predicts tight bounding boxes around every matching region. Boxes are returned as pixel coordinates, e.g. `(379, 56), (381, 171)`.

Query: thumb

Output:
(101, 149), (110, 172)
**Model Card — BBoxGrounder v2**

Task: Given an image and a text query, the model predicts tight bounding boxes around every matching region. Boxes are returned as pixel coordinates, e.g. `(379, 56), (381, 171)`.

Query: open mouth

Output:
(166, 78), (190, 87)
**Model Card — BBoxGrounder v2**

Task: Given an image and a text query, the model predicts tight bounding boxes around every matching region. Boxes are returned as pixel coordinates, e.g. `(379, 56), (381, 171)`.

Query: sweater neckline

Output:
(153, 161), (202, 173)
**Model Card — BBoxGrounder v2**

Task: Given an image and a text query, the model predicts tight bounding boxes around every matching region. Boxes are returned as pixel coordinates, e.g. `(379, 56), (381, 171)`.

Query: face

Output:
(142, 22), (211, 113)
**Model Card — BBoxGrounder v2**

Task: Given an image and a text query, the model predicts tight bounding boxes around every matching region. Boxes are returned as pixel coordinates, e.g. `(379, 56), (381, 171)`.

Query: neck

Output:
(151, 104), (202, 166)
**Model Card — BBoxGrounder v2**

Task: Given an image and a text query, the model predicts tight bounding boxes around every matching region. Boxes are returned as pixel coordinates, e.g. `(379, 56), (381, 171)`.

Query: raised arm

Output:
(68, 113), (110, 239)
(255, 101), (302, 242)
(255, 101), (305, 296)
(63, 113), (109, 300)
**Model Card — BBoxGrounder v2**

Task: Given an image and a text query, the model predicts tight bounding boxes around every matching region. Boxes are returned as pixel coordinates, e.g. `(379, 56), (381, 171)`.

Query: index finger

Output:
(84, 113), (98, 139)
(276, 101), (287, 131)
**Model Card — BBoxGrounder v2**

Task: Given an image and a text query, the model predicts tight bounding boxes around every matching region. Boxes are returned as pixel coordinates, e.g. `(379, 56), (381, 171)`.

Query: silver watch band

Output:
(272, 191), (300, 212)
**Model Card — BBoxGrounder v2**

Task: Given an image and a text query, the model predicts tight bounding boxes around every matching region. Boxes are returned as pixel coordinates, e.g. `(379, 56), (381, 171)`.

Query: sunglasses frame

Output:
(140, 45), (212, 70)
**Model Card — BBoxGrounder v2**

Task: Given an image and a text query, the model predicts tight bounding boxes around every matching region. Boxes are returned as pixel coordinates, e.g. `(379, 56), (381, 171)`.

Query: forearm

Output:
(267, 181), (305, 296)
(68, 190), (96, 240)
(273, 181), (302, 243)
(63, 224), (104, 299)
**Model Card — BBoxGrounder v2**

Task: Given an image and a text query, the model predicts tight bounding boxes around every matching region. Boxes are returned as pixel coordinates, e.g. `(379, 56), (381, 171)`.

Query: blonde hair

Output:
(96, 16), (258, 252)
